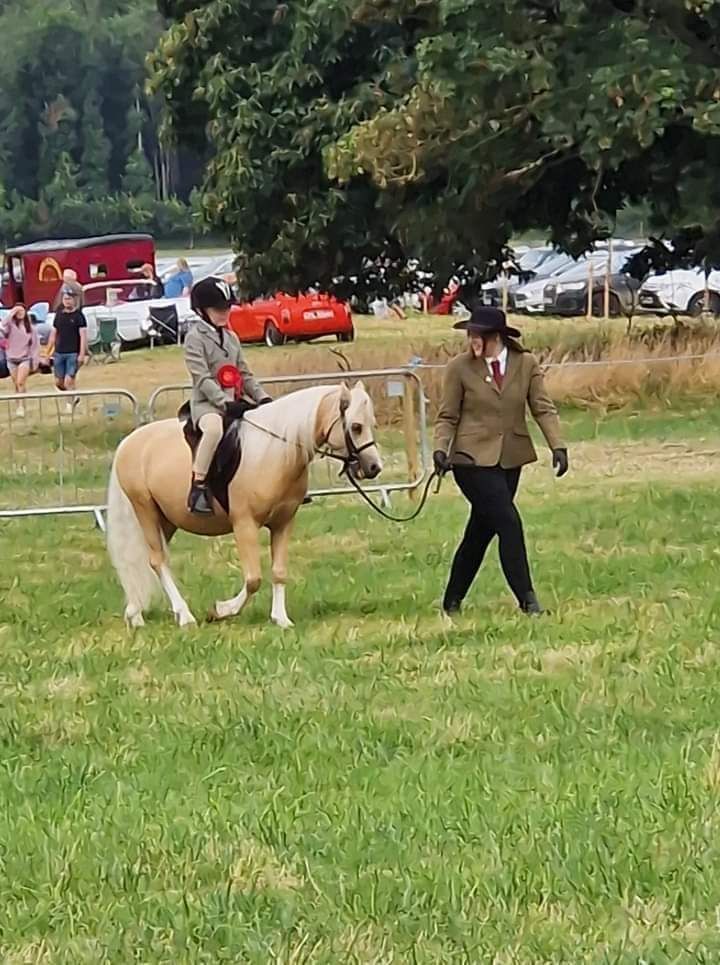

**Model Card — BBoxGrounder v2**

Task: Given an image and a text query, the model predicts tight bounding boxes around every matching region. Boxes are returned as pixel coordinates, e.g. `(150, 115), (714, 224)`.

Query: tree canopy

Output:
(0, 0), (205, 243)
(150, 0), (720, 297)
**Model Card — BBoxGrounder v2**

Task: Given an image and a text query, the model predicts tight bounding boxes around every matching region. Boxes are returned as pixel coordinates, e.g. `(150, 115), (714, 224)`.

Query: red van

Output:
(1, 234), (156, 308)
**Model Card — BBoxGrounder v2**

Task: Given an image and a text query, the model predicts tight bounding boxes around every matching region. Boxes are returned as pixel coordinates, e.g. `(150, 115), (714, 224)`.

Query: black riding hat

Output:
(453, 305), (521, 338)
(190, 276), (235, 316)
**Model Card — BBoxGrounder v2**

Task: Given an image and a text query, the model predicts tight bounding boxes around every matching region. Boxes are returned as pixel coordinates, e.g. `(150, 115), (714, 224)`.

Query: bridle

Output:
(318, 398), (378, 480)
(242, 391), (441, 523)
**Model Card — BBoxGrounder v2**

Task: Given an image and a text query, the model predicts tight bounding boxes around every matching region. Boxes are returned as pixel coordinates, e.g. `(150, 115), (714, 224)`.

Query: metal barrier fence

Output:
(0, 389), (141, 528)
(148, 368), (431, 503)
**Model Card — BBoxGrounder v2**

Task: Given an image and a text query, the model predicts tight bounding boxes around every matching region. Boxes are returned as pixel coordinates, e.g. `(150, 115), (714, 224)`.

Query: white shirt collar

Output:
(486, 344), (508, 375)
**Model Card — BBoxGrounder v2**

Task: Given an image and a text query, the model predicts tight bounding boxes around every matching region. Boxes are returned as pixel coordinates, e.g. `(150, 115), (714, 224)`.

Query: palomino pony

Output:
(106, 382), (382, 628)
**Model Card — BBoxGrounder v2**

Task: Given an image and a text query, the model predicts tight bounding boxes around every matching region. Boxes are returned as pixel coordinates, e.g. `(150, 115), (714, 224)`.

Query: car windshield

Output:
(538, 253), (576, 277)
(517, 248), (552, 272)
(555, 249), (640, 282)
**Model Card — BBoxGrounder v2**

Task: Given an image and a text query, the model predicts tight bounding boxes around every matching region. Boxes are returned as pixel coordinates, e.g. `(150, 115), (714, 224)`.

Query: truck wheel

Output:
(264, 322), (284, 347)
(337, 327), (355, 343)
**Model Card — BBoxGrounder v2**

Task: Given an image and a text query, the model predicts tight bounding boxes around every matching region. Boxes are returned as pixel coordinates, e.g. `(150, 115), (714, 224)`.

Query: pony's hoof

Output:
(125, 609), (145, 628)
(272, 617), (295, 630)
(176, 610), (197, 628)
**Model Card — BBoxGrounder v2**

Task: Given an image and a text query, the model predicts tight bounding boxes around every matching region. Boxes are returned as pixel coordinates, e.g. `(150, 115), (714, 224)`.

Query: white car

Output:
(637, 268), (720, 316)
(48, 280), (198, 347)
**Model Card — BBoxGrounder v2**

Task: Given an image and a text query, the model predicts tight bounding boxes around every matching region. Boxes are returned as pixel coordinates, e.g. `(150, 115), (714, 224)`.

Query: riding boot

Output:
(519, 591), (545, 616)
(188, 478), (214, 515)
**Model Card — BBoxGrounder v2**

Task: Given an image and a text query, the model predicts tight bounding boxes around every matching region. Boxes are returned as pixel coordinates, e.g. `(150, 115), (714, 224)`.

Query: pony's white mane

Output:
(239, 384), (336, 467)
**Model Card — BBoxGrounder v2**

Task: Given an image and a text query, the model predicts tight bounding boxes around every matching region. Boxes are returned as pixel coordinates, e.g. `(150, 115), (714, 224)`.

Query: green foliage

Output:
(42, 152), (82, 210)
(122, 147), (155, 200)
(80, 88), (112, 198)
(0, 1), (205, 243)
(150, 0), (720, 297)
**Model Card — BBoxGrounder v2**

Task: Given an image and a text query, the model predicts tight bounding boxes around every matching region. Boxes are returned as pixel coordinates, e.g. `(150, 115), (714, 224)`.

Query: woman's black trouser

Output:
(443, 464), (533, 608)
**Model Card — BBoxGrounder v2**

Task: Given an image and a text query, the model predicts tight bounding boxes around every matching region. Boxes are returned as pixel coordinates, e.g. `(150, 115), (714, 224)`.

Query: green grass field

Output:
(2, 397), (720, 962)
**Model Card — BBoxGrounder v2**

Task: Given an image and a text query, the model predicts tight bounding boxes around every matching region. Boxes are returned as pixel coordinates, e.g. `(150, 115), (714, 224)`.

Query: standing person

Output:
(46, 288), (88, 413)
(184, 276), (272, 515)
(51, 269), (83, 310)
(141, 262), (164, 298)
(164, 258), (194, 298)
(433, 306), (568, 616)
(0, 304), (39, 417)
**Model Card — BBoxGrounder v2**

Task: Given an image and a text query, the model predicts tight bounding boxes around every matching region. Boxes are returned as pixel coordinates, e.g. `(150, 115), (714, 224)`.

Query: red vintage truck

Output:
(0, 233), (156, 308)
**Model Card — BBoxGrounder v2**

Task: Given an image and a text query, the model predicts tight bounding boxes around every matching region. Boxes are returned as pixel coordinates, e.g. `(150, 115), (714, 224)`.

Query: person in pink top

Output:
(0, 303), (39, 417)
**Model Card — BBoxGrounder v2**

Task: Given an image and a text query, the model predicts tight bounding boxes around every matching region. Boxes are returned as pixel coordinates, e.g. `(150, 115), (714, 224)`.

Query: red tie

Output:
(491, 358), (503, 389)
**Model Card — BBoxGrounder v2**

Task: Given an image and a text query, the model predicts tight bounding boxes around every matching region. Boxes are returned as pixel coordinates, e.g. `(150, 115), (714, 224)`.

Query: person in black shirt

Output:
(47, 288), (88, 411)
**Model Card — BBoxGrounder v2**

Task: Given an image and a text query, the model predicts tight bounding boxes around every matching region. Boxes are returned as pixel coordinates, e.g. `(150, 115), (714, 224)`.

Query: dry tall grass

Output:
(60, 312), (720, 420)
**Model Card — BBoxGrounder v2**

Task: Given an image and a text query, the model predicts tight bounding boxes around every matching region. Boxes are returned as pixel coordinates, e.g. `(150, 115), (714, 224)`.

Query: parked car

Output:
(46, 279), (196, 348)
(542, 249), (643, 316)
(229, 292), (354, 347)
(637, 268), (720, 316)
(482, 247), (556, 307)
(512, 253), (580, 312)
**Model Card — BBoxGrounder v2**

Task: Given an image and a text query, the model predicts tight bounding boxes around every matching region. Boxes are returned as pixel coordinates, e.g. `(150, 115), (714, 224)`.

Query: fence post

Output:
(586, 259), (594, 319)
(604, 239), (613, 320)
(501, 272), (509, 312)
(403, 376), (420, 501)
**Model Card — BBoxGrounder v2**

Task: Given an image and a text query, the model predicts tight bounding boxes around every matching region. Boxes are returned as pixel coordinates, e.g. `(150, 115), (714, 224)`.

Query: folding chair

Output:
(147, 305), (180, 348)
(88, 315), (121, 364)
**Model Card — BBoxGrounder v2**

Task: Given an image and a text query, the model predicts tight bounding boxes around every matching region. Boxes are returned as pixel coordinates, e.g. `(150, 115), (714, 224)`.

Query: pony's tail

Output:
(106, 445), (159, 623)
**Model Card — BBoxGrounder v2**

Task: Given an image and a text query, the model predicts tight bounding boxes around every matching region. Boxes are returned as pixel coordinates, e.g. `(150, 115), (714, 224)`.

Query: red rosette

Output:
(217, 364), (244, 398)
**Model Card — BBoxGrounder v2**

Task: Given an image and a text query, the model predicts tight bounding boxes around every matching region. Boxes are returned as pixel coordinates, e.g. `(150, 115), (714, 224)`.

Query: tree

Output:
(38, 96), (78, 196)
(122, 147), (155, 200)
(80, 88), (111, 198)
(43, 152), (81, 209)
(150, 0), (720, 298)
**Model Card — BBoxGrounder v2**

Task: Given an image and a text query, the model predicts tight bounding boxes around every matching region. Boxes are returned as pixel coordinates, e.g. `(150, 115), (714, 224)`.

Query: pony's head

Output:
(320, 381), (383, 480)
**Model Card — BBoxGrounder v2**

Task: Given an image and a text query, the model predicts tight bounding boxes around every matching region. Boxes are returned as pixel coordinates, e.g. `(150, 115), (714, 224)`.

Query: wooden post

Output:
(403, 376), (420, 501)
(704, 262), (710, 313)
(604, 239), (613, 320)
(586, 259), (594, 319)
(501, 272), (509, 312)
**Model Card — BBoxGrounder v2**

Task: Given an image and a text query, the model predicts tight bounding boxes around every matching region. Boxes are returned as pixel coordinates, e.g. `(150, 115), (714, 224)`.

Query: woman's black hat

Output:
(453, 305), (521, 338)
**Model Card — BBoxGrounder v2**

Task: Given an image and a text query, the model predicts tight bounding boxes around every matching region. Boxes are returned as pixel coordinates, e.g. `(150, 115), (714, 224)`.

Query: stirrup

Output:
(188, 483), (214, 515)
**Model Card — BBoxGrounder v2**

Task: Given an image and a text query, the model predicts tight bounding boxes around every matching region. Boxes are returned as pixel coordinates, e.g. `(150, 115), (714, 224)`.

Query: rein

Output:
(342, 468), (443, 523)
(241, 400), (442, 524)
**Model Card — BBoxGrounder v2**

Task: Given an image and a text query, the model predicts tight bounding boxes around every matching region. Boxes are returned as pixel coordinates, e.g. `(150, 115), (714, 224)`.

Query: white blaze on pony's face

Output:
(335, 381), (383, 480)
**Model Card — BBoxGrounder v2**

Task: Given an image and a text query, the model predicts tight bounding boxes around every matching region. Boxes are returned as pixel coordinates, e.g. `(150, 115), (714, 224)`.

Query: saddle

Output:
(178, 399), (256, 514)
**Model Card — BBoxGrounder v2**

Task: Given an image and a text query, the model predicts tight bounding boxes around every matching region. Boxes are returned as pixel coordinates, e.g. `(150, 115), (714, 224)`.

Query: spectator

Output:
(46, 288), (88, 413)
(52, 269), (83, 310)
(164, 258), (193, 298)
(141, 262), (164, 298)
(0, 304), (39, 417)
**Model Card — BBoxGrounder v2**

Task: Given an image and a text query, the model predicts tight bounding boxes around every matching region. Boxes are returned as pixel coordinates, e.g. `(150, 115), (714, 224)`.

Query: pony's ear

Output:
(339, 381), (351, 413)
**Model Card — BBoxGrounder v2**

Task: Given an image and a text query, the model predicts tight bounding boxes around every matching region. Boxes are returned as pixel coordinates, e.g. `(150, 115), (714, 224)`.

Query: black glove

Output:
(225, 400), (251, 419)
(433, 450), (451, 474)
(552, 447), (569, 478)
(257, 396), (272, 405)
